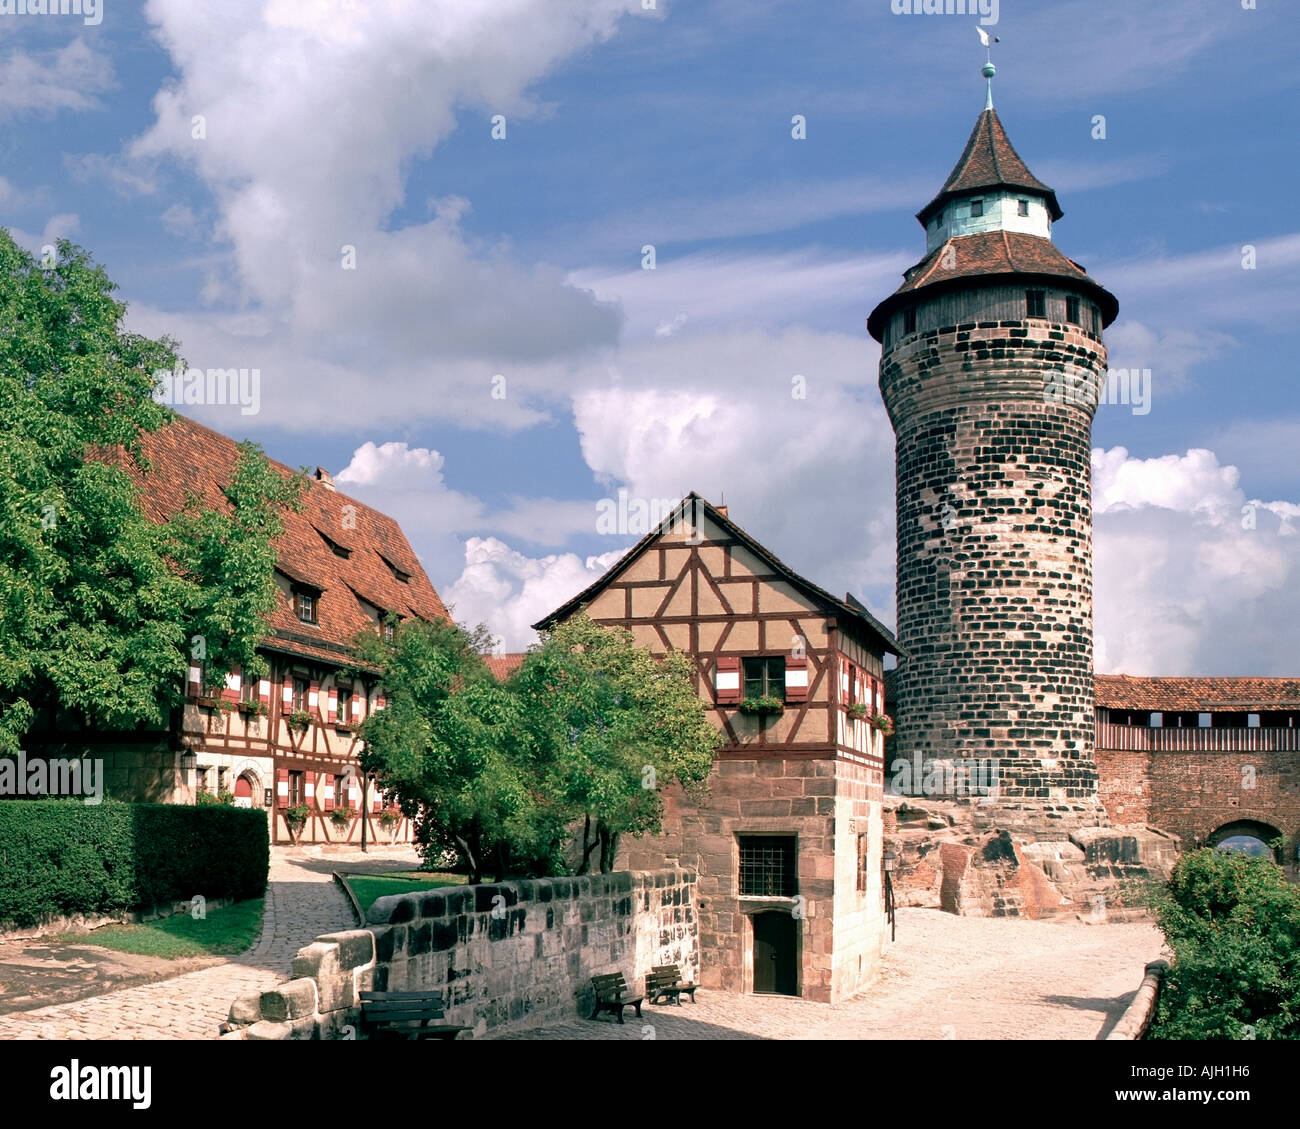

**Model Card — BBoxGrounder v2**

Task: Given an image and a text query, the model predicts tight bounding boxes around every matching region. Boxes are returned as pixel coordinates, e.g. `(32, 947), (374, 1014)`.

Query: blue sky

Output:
(6, 0), (1298, 674)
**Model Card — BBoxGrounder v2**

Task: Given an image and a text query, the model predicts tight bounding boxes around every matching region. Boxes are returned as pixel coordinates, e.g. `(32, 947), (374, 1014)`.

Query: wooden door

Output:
(752, 911), (797, 995)
(233, 775), (253, 809)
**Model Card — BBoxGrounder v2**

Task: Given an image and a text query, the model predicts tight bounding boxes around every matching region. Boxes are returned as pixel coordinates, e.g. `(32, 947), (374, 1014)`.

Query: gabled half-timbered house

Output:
(535, 494), (902, 1003)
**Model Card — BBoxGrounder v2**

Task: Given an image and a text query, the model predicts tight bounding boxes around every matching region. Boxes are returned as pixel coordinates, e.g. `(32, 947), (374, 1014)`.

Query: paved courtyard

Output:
(0, 847), (420, 1040)
(500, 908), (1166, 1041)
(0, 862), (1164, 1040)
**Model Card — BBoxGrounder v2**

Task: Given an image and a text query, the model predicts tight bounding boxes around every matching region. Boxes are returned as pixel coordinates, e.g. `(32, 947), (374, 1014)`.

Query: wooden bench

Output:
(649, 964), (697, 1006)
(588, 973), (644, 1024)
(359, 990), (469, 1041)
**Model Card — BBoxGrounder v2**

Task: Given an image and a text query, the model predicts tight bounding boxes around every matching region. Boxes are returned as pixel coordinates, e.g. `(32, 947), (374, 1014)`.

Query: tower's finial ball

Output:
(981, 62), (996, 79)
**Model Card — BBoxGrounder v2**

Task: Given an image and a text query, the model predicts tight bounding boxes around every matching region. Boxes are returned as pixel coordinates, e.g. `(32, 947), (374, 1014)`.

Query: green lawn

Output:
(58, 898), (265, 959)
(344, 871), (466, 914)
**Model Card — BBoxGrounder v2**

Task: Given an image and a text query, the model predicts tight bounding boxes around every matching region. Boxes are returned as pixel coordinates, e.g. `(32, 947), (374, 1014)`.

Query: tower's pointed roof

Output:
(916, 109), (1062, 227)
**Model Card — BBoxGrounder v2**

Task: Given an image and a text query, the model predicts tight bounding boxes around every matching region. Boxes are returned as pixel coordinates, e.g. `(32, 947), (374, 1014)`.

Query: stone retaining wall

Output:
(223, 869), (697, 1040)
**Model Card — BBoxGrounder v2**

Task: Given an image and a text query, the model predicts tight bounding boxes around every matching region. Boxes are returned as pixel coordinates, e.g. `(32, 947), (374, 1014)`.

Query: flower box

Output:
(869, 713), (895, 736)
(738, 696), (785, 717)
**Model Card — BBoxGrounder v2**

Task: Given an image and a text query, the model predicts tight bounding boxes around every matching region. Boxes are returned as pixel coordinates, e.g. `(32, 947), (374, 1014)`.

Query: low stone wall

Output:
(1105, 959), (1170, 1040)
(223, 869), (697, 1040)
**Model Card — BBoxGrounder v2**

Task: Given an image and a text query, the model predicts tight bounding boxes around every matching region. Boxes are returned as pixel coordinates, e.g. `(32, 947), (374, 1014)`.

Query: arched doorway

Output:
(751, 911), (798, 996)
(1208, 820), (1283, 862)
(233, 773), (256, 809)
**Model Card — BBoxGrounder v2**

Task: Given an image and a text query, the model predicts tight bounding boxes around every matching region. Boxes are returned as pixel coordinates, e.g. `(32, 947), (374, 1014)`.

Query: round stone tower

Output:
(868, 63), (1118, 835)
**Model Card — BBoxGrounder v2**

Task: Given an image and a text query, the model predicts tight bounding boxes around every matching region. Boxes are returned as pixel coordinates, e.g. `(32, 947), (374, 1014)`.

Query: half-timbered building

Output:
(535, 494), (902, 1003)
(26, 414), (450, 846)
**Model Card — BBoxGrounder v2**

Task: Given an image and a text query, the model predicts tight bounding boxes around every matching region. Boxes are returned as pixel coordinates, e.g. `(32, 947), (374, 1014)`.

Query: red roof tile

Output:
(108, 413), (450, 670)
(1095, 675), (1300, 712)
(484, 654), (527, 682)
(917, 109), (1061, 226)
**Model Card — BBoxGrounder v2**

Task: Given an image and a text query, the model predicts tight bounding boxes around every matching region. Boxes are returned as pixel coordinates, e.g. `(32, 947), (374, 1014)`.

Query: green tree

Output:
(352, 618), (551, 883)
(0, 232), (300, 751)
(1149, 847), (1300, 1040)
(515, 612), (720, 874)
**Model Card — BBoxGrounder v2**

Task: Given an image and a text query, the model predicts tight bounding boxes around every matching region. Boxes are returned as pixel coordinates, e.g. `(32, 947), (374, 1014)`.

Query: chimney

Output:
(313, 467), (336, 491)
(716, 504), (728, 518)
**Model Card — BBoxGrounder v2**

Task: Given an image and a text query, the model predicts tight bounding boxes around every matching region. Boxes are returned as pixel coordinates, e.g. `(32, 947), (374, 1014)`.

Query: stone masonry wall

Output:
(880, 307), (1109, 835)
(223, 869), (697, 1040)
(1096, 745), (1300, 850)
(622, 753), (887, 1005)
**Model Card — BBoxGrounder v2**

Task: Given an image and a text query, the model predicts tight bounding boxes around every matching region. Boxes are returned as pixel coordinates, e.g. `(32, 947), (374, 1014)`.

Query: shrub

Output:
(0, 800), (269, 928)
(1148, 848), (1300, 1040)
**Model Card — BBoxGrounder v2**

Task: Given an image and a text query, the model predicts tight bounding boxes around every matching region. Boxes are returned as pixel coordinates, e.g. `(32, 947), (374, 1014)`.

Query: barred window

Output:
(857, 832), (869, 892)
(738, 835), (796, 898)
(1017, 198), (1029, 217)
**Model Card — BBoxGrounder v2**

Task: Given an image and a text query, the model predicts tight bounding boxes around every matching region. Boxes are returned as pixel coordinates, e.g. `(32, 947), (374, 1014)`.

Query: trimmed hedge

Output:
(0, 800), (269, 929)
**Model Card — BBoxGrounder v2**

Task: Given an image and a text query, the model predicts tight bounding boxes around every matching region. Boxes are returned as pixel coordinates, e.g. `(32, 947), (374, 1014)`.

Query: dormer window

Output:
(969, 198), (983, 218)
(294, 589), (318, 624)
(318, 531), (351, 559)
(382, 621), (395, 643)
(1017, 199), (1029, 217)
(377, 552), (412, 584)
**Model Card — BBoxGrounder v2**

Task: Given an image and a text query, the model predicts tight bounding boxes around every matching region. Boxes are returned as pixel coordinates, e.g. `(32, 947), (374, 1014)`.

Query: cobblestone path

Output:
(500, 907), (1167, 1040)
(0, 848), (420, 1040)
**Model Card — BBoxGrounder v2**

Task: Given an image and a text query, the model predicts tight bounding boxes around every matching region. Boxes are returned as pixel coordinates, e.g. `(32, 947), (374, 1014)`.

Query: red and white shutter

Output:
(714, 656), (741, 706)
(187, 663), (203, 699)
(372, 788), (382, 813)
(223, 667), (241, 704)
(308, 680), (321, 718)
(276, 768), (289, 808)
(282, 676), (294, 712)
(327, 685), (338, 724)
(305, 771), (316, 807)
(347, 776), (359, 806)
(351, 693), (363, 723)
(839, 659), (850, 704)
(784, 655), (809, 704)
(375, 694), (387, 713)
(258, 675), (271, 708)
(323, 776), (335, 811)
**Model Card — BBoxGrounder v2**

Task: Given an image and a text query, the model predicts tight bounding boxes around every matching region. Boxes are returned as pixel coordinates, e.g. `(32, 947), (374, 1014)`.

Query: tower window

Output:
(1025, 290), (1046, 318)
(1017, 199), (1029, 217)
(1066, 296), (1080, 324)
(932, 211), (942, 229)
(970, 198), (984, 218)
(1092, 306), (1102, 334)
(903, 307), (917, 335)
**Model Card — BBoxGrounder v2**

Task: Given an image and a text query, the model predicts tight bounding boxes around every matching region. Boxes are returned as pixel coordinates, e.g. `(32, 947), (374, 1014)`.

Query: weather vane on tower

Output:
(976, 26), (1001, 110)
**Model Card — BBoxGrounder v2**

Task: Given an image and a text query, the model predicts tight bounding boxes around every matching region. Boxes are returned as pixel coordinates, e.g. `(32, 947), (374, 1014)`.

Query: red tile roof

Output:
(917, 109), (1062, 225)
(484, 654), (527, 682)
(111, 412), (450, 670)
(1095, 675), (1300, 712)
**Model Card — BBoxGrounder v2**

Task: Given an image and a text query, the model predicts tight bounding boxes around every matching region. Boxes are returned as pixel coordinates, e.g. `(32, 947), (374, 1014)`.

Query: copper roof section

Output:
(916, 108), (1062, 226)
(867, 230), (1119, 341)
